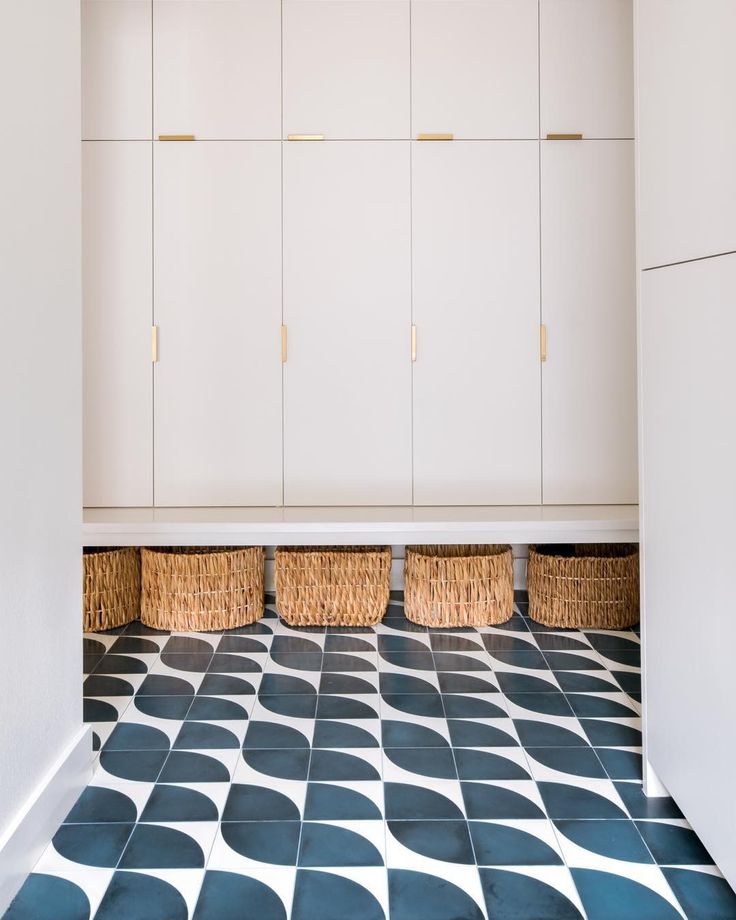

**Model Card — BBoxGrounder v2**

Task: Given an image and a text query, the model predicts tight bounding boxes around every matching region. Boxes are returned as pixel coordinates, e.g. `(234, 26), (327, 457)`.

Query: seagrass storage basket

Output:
(275, 546), (391, 626)
(83, 547), (141, 632)
(141, 547), (265, 631)
(527, 544), (640, 629)
(404, 545), (514, 627)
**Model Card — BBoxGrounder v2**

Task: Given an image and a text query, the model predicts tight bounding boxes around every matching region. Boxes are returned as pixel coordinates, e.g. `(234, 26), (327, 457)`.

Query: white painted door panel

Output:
(640, 254), (736, 887)
(283, 142), (412, 505)
(412, 141), (541, 505)
(83, 142), (153, 506)
(153, 0), (281, 139)
(411, 0), (538, 139)
(154, 142), (282, 505)
(542, 140), (637, 503)
(82, 0), (152, 139)
(638, 0), (736, 268)
(283, 0), (409, 139)
(540, 0), (634, 140)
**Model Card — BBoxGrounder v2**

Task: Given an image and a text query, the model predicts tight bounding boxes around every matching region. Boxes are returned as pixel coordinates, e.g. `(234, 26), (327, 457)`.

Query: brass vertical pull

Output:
(540, 324), (547, 363)
(281, 325), (288, 363)
(411, 325), (417, 362)
(151, 325), (159, 363)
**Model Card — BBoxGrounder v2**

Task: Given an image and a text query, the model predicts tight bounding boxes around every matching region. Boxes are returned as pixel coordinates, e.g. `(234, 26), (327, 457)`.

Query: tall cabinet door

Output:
(154, 142), (282, 506)
(541, 140), (637, 504)
(413, 142), (541, 505)
(82, 0), (153, 140)
(283, 0), (409, 139)
(411, 0), (538, 139)
(153, 0), (281, 139)
(283, 142), (412, 505)
(83, 142), (153, 506)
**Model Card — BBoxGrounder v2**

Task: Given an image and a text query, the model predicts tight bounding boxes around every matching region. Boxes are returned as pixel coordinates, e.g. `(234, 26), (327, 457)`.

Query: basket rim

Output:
(275, 546), (392, 556)
(529, 544), (639, 561)
(407, 544), (512, 561)
(141, 546), (263, 557)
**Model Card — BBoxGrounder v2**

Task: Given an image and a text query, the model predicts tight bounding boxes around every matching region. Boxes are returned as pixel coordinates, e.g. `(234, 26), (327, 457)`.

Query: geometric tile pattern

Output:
(5, 592), (735, 919)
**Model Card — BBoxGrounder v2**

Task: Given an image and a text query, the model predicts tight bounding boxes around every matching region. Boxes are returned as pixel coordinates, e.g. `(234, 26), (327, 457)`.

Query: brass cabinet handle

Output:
(546, 133), (583, 141)
(540, 324), (547, 363)
(158, 134), (195, 141)
(416, 133), (454, 141)
(411, 325), (417, 362)
(151, 326), (159, 363)
(281, 325), (288, 363)
(287, 134), (325, 141)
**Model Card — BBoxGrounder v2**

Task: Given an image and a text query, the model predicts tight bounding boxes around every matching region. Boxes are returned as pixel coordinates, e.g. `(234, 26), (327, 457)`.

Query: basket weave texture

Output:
(527, 544), (640, 629)
(141, 547), (264, 631)
(404, 545), (514, 627)
(83, 547), (141, 632)
(275, 546), (391, 626)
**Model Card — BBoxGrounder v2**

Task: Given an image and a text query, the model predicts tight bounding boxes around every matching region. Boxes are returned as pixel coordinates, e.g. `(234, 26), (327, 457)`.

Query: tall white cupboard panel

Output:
(83, 142), (153, 506)
(413, 141), (541, 505)
(283, 0), (409, 140)
(82, 0), (152, 139)
(283, 142), (412, 505)
(153, 0), (281, 139)
(640, 254), (736, 887)
(411, 0), (538, 139)
(638, 0), (736, 268)
(541, 140), (637, 504)
(154, 142), (282, 506)
(540, 0), (634, 140)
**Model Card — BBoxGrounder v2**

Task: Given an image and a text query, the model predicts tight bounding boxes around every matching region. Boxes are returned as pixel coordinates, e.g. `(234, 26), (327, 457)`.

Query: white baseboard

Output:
(643, 758), (670, 798)
(0, 726), (93, 914)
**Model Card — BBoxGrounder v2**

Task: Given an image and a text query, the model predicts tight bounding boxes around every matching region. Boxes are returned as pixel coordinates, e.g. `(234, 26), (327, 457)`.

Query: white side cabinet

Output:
(541, 140), (637, 504)
(283, 0), (410, 139)
(82, 0), (152, 139)
(83, 142), (153, 506)
(411, 0), (538, 139)
(413, 141), (541, 505)
(283, 141), (412, 505)
(540, 0), (634, 140)
(153, 0), (281, 139)
(154, 141), (283, 506)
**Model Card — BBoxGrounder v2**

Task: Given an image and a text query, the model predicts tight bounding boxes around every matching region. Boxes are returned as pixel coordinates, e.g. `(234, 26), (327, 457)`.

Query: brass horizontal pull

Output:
(287, 134), (325, 141)
(416, 133), (454, 141)
(151, 325), (159, 363)
(158, 134), (196, 141)
(546, 133), (583, 141)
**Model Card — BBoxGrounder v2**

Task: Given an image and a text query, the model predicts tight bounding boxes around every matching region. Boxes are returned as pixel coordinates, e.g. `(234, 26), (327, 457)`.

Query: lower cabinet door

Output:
(283, 141), (412, 505)
(83, 141), (153, 506)
(412, 141), (542, 505)
(154, 141), (282, 506)
(541, 139), (637, 504)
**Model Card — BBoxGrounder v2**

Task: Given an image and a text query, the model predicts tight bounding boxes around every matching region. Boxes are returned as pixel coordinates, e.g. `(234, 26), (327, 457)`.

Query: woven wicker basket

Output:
(527, 544), (640, 629)
(404, 545), (514, 627)
(275, 546), (391, 626)
(83, 547), (141, 632)
(141, 547), (265, 631)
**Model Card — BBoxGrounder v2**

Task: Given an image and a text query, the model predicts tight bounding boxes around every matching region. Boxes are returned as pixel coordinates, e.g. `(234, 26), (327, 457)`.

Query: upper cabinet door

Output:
(413, 141), (541, 505)
(541, 140), (637, 504)
(283, 0), (409, 139)
(154, 142), (283, 506)
(83, 142), (153, 506)
(82, 0), (152, 139)
(638, 1), (736, 268)
(411, 0), (538, 140)
(540, 0), (634, 140)
(153, 0), (281, 139)
(283, 142), (412, 505)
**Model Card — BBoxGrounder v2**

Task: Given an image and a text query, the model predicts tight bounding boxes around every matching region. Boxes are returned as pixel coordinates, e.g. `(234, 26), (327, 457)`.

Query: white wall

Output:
(0, 0), (87, 907)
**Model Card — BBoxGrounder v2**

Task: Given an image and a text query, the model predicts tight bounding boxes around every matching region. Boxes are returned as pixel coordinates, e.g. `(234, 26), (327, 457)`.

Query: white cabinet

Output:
(82, 0), (152, 139)
(541, 140), (637, 504)
(283, 0), (409, 139)
(638, 0), (736, 269)
(412, 141), (541, 505)
(283, 141), (412, 505)
(153, 0), (281, 139)
(540, 0), (634, 140)
(154, 141), (282, 505)
(83, 142), (153, 506)
(411, 0), (538, 139)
